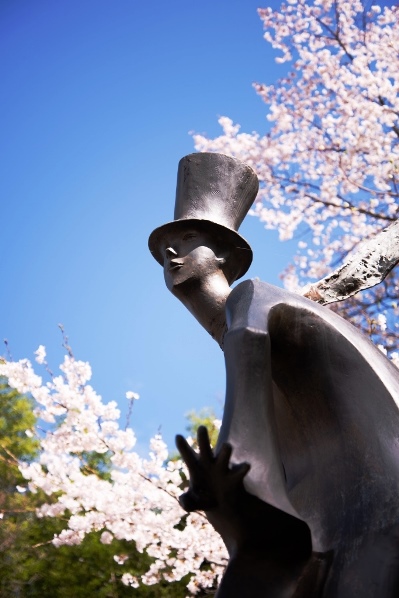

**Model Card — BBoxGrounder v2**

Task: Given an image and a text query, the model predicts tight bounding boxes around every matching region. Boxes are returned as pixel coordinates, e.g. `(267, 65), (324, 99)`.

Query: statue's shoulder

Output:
(226, 279), (291, 331)
(227, 278), (295, 309)
(226, 278), (336, 332)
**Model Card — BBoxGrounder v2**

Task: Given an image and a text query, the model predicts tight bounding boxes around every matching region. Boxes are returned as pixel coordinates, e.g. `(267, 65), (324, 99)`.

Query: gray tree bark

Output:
(302, 220), (399, 305)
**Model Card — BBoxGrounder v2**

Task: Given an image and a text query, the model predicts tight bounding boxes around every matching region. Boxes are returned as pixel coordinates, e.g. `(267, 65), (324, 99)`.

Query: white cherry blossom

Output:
(0, 352), (226, 594)
(194, 0), (399, 357)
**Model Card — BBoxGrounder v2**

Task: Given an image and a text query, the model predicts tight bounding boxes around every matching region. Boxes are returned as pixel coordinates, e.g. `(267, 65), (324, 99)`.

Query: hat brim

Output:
(148, 219), (252, 282)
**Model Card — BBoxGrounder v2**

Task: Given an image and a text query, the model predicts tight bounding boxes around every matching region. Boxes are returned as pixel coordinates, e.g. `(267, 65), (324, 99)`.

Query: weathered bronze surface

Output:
(149, 152), (399, 597)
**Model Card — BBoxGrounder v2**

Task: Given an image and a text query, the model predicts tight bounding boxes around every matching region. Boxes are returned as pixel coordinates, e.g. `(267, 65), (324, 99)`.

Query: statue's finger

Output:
(175, 434), (198, 470)
(230, 462), (250, 484)
(179, 491), (199, 512)
(217, 442), (233, 469)
(179, 489), (217, 512)
(197, 426), (214, 463)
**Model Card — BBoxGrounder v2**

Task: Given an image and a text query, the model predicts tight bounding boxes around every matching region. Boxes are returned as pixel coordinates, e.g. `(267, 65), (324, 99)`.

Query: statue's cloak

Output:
(218, 279), (399, 556)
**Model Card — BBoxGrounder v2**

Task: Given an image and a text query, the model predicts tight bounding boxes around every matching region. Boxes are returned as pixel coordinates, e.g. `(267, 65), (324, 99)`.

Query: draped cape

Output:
(218, 279), (399, 564)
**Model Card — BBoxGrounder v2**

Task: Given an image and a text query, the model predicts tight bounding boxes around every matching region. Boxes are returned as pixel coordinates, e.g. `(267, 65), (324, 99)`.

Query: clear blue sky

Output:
(1, 0), (299, 452)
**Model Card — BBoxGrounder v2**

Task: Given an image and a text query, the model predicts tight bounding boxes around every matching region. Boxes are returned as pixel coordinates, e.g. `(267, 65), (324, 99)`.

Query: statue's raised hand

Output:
(177, 426), (311, 571)
(175, 425), (250, 513)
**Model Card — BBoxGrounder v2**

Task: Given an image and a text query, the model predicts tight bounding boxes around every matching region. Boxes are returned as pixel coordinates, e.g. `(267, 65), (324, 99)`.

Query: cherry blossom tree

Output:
(0, 350), (226, 596)
(193, 0), (399, 359)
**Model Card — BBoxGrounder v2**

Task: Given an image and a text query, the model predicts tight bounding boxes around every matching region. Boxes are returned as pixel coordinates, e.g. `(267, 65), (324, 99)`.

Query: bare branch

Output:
(303, 219), (399, 304)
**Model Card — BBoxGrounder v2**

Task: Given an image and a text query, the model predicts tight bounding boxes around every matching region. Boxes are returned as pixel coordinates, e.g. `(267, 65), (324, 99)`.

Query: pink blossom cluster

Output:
(0, 351), (227, 595)
(193, 0), (399, 354)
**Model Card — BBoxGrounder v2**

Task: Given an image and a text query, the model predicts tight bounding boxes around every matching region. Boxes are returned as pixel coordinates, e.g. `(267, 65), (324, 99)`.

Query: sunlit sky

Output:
(2, 0), (302, 452)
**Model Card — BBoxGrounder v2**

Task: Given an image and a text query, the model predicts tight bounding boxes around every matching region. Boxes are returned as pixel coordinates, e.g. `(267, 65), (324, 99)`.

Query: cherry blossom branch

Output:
(268, 172), (396, 222)
(315, 16), (354, 60)
(303, 190), (395, 223)
(0, 443), (20, 464)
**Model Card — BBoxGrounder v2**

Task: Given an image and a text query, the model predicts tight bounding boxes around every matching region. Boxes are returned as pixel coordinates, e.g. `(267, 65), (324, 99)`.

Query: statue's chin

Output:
(164, 271), (191, 292)
(172, 278), (200, 295)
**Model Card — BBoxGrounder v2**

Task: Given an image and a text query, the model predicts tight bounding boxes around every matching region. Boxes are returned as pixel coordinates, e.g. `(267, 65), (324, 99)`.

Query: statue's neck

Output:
(172, 275), (231, 349)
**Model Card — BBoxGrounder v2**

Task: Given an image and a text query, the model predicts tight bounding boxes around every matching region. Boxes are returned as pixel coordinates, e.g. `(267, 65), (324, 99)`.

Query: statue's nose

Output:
(165, 247), (178, 258)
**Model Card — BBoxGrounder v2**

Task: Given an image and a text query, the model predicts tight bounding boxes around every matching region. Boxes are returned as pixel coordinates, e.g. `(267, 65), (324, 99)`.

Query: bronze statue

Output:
(148, 152), (399, 597)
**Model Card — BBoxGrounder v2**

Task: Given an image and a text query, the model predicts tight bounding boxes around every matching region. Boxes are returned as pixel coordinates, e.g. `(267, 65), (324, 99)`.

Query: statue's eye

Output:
(182, 233), (197, 241)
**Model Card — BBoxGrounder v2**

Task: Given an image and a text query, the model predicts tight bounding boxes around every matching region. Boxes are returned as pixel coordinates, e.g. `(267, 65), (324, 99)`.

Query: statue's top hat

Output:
(148, 152), (258, 281)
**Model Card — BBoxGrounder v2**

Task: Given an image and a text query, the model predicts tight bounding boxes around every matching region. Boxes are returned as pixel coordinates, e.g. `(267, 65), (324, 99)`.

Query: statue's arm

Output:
(177, 426), (281, 558)
(177, 431), (325, 598)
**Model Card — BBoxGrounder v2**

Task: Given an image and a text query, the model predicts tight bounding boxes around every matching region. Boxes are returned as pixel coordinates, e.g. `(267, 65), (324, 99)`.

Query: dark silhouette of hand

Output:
(175, 425), (250, 513)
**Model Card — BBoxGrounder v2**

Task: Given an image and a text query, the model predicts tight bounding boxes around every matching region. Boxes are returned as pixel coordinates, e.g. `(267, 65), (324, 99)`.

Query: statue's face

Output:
(162, 228), (224, 292)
